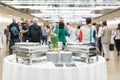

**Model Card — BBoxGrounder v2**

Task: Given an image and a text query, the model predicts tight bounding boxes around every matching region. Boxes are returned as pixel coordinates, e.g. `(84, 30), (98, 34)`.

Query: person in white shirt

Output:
(80, 18), (96, 45)
(69, 23), (77, 41)
(100, 21), (112, 61)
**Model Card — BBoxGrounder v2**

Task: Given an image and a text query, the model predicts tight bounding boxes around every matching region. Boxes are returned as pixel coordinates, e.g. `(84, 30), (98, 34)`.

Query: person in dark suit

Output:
(28, 18), (42, 43)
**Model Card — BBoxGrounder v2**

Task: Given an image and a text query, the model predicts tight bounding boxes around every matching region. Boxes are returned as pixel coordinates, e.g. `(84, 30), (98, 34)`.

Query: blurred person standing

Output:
(65, 23), (71, 33)
(46, 25), (51, 44)
(114, 23), (120, 56)
(92, 23), (97, 42)
(52, 22), (59, 32)
(18, 21), (23, 42)
(21, 19), (32, 42)
(76, 25), (82, 42)
(41, 23), (49, 45)
(54, 18), (69, 49)
(80, 18), (96, 45)
(28, 18), (42, 43)
(69, 23), (77, 41)
(97, 23), (103, 55)
(0, 31), (3, 49)
(4, 25), (10, 44)
(9, 19), (20, 55)
(100, 21), (112, 60)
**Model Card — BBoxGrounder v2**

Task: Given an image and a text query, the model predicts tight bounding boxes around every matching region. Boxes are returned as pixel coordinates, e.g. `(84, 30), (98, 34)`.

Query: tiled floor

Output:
(0, 43), (120, 80)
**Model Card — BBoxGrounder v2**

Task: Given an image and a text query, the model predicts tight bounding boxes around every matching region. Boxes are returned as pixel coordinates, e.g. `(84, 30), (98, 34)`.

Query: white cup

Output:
(26, 40), (29, 42)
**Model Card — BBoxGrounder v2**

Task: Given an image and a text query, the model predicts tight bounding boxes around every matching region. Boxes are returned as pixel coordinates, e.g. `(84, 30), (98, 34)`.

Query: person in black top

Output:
(28, 18), (42, 43)
(20, 20), (32, 42)
(9, 19), (20, 55)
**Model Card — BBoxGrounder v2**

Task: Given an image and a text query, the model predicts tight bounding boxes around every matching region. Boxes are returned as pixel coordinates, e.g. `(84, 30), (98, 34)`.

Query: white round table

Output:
(2, 55), (107, 80)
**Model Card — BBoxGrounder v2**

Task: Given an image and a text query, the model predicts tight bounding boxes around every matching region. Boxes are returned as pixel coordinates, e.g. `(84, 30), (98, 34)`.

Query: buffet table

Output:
(2, 55), (107, 80)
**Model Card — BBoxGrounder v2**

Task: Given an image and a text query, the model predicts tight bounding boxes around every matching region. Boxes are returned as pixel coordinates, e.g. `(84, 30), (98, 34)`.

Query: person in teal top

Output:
(54, 21), (69, 45)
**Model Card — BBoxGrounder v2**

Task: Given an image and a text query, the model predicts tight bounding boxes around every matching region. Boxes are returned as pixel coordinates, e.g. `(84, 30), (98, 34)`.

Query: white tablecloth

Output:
(2, 55), (107, 80)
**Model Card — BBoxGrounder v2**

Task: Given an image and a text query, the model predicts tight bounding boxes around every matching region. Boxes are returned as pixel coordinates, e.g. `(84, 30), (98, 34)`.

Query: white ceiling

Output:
(1, 0), (120, 23)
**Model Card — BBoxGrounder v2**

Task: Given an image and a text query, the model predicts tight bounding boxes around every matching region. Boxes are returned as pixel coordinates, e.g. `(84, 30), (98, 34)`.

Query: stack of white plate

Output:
(18, 45), (49, 54)
(67, 42), (82, 45)
(46, 52), (59, 63)
(46, 51), (72, 63)
(60, 51), (72, 63)
(14, 42), (40, 47)
(67, 45), (82, 52)
(13, 42), (40, 53)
